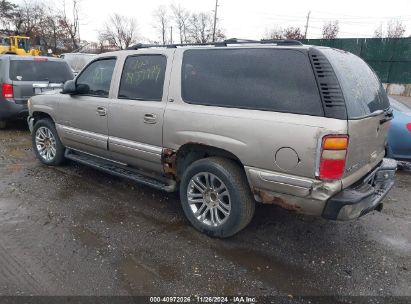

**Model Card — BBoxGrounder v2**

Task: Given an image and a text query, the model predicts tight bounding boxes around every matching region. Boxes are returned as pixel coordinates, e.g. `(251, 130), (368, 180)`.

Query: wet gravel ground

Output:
(0, 121), (410, 297)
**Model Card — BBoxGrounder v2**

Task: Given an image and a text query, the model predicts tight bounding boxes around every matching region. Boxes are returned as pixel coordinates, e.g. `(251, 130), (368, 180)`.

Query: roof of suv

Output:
(95, 39), (321, 58)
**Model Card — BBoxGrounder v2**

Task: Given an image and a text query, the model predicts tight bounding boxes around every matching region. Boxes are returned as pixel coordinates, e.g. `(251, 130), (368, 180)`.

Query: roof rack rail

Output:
(260, 39), (303, 46)
(127, 38), (303, 50)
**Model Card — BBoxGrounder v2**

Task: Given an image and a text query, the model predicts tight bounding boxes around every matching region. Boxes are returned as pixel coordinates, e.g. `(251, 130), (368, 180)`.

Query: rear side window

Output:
(76, 58), (116, 97)
(322, 49), (390, 119)
(182, 49), (323, 116)
(119, 55), (167, 101)
(9, 60), (73, 83)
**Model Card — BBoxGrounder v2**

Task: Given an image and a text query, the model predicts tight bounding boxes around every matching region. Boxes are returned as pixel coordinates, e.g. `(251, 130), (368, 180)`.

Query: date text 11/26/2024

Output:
(149, 296), (257, 303)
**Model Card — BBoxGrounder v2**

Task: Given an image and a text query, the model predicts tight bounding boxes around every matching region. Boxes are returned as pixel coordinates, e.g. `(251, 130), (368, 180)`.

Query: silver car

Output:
(0, 55), (74, 129)
(27, 40), (397, 237)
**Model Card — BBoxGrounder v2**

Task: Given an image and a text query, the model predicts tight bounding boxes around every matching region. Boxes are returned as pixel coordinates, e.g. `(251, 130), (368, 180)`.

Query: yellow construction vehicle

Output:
(0, 36), (41, 56)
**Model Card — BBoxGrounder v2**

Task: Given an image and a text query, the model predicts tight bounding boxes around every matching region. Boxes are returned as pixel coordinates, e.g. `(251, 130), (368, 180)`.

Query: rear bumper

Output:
(322, 158), (397, 220)
(0, 99), (28, 120)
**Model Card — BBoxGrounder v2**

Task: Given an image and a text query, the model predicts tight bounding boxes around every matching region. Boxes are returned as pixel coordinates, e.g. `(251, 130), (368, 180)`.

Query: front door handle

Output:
(144, 113), (157, 124)
(96, 106), (107, 116)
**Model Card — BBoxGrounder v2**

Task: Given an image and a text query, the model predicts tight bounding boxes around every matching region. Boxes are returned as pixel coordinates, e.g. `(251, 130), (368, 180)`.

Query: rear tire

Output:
(32, 118), (66, 166)
(180, 157), (255, 238)
(0, 120), (6, 129)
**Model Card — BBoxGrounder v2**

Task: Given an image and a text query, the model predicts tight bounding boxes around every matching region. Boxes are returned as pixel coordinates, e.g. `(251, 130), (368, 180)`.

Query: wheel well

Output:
(174, 143), (244, 179)
(32, 112), (53, 124)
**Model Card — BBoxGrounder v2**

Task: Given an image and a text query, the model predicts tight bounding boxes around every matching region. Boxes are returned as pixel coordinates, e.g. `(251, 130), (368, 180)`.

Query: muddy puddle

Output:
(119, 255), (179, 295)
(71, 225), (107, 249)
(212, 244), (325, 295)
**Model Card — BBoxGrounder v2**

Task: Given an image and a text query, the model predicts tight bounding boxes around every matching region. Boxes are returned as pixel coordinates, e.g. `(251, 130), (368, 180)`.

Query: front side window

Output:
(118, 55), (167, 101)
(181, 48), (323, 116)
(76, 58), (116, 97)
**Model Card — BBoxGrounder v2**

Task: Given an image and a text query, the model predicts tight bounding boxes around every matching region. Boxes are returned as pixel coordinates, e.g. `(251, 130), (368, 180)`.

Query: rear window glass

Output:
(10, 60), (73, 83)
(182, 49), (323, 116)
(322, 49), (390, 119)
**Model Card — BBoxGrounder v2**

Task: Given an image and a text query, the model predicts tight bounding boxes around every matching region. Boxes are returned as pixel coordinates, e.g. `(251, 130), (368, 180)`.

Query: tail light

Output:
(406, 123), (411, 132)
(2, 83), (14, 99)
(319, 135), (349, 181)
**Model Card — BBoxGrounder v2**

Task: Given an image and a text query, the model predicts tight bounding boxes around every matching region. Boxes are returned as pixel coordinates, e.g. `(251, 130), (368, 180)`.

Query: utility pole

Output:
(170, 26), (173, 44)
(304, 11), (311, 39)
(212, 0), (219, 42)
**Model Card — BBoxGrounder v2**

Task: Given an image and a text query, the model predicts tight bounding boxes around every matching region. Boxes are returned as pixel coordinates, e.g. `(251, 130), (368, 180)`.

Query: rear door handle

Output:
(144, 113), (157, 124)
(96, 106), (107, 116)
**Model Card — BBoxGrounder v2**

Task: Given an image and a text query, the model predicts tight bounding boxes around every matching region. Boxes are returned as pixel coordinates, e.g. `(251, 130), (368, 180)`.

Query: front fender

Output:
(29, 95), (59, 121)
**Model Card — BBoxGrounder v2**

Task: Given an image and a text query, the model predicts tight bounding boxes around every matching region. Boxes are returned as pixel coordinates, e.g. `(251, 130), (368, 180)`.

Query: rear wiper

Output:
(369, 109), (393, 124)
(370, 110), (384, 117)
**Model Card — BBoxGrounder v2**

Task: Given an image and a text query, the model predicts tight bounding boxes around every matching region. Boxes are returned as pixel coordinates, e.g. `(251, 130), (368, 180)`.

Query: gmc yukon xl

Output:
(27, 39), (397, 237)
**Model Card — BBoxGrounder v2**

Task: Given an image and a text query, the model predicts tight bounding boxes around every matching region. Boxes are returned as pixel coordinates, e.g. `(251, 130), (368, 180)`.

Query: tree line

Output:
(265, 19), (407, 40)
(0, 0), (81, 53)
(97, 4), (226, 50)
(0, 0), (408, 55)
(151, 4), (225, 45)
(0, 0), (226, 53)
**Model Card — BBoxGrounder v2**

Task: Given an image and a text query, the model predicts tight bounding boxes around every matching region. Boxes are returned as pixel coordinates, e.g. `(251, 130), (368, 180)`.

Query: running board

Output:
(65, 149), (177, 192)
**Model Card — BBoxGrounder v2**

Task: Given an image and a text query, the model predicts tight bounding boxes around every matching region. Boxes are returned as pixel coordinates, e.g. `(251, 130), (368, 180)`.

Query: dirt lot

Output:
(0, 121), (410, 297)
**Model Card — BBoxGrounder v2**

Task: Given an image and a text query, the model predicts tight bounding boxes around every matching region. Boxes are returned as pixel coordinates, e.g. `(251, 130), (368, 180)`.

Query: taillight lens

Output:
(406, 123), (411, 132)
(319, 135), (349, 181)
(2, 83), (14, 99)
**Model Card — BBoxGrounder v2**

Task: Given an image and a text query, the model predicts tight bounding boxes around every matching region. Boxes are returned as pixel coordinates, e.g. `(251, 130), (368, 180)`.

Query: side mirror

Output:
(76, 84), (90, 95)
(61, 80), (77, 95)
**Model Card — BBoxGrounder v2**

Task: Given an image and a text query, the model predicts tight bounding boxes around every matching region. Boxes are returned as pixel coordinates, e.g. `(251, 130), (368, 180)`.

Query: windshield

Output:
(10, 60), (74, 83)
(62, 53), (96, 73)
(322, 48), (390, 119)
(17, 38), (30, 52)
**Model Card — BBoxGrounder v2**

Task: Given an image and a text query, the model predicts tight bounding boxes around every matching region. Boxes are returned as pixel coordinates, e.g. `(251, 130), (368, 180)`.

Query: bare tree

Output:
(186, 11), (225, 43)
(265, 26), (304, 40)
(373, 23), (384, 38)
(11, 0), (45, 36)
(188, 12), (212, 43)
(265, 26), (284, 39)
(59, 0), (81, 50)
(282, 27), (304, 39)
(0, 0), (88, 54)
(171, 4), (190, 44)
(0, 0), (17, 32)
(387, 19), (406, 38)
(153, 5), (169, 45)
(99, 13), (138, 50)
(38, 8), (66, 53)
(322, 20), (339, 39)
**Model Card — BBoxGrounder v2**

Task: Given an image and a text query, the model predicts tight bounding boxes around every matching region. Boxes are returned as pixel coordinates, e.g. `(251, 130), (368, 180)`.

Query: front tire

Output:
(180, 157), (255, 238)
(32, 119), (65, 166)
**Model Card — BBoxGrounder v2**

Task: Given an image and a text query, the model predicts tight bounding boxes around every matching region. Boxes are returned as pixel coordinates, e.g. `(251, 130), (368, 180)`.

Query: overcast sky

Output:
(73, 0), (411, 42)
